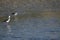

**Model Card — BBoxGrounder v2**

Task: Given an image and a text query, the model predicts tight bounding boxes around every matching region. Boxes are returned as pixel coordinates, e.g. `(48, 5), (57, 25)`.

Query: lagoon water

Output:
(0, 13), (60, 40)
(0, 0), (60, 40)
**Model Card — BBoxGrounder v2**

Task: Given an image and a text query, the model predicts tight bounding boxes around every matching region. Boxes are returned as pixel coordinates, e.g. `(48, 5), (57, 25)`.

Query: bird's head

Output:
(12, 12), (18, 16)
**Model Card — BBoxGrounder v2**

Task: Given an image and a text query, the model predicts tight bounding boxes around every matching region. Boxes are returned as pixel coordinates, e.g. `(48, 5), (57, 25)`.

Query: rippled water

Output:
(0, 0), (60, 40)
(0, 14), (60, 40)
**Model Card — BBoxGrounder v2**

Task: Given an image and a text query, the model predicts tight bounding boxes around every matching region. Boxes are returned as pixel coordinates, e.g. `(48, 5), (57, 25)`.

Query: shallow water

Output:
(0, 0), (60, 40)
(0, 14), (60, 40)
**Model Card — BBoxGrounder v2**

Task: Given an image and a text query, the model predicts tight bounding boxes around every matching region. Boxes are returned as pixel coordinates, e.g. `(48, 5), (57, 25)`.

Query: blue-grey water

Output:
(0, 15), (60, 40)
(0, 0), (60, 40)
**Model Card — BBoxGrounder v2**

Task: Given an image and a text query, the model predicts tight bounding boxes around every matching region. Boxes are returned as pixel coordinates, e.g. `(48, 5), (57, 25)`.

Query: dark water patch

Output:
(28, 37), (41, 40)
(11, 36), (22, 38)
(0, 35), (6, 38)
(28, 38), (60, 40)
(50, 38), (60, 40)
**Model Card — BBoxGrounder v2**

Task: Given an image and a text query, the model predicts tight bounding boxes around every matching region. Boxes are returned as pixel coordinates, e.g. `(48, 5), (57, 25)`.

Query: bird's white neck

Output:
(8, 16), (10, 18)
(6, 16), (11, 23)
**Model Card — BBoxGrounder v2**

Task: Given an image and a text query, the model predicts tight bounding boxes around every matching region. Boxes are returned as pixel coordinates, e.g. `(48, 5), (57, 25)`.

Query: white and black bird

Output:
(3, 12), (18, 23)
